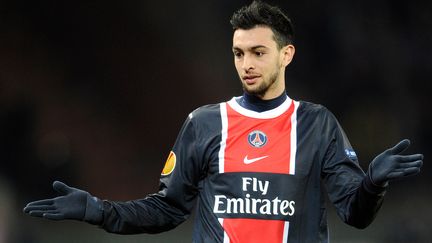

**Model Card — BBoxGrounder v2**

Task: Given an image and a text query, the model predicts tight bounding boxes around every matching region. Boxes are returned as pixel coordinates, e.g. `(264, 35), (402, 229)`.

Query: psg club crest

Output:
(248, 130), (268, 148)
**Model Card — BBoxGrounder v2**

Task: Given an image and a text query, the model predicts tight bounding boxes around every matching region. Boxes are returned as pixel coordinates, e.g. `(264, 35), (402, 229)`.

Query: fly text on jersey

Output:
(213, 177), (295, 216)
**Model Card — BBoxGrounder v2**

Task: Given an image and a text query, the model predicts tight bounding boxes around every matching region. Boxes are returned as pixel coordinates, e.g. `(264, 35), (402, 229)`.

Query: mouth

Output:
(242, 74), (261, 85)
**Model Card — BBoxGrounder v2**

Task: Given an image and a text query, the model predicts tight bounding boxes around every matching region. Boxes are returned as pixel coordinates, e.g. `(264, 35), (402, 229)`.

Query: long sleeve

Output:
(320, 109), (386, 229)
(99, 112), (205, 234)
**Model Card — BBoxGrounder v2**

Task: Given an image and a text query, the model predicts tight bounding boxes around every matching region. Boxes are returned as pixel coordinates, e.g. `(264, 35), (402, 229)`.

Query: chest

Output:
(211, 101), (300, 176)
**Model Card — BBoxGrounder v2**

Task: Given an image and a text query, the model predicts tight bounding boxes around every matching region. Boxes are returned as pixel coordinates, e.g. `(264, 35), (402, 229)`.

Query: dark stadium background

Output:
(1, 0), (431, 242)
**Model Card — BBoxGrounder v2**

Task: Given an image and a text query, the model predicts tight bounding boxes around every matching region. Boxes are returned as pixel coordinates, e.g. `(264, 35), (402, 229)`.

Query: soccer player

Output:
(24, 1), (423, 242)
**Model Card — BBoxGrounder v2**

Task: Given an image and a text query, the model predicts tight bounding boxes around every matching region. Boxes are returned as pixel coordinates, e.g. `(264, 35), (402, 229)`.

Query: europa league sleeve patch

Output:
(161, 151), (176, 176)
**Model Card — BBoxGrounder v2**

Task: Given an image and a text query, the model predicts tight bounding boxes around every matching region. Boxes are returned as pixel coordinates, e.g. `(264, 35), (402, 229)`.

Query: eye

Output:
(233, 51), (243, 58)
(255, 51), (264, 57)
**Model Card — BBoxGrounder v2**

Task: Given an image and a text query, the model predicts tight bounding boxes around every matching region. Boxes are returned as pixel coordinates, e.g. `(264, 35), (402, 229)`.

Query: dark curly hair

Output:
(230, 1), (295, 49)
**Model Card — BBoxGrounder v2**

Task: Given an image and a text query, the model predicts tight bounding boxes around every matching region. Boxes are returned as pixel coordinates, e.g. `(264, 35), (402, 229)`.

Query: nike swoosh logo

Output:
(243, 155), (269, 164)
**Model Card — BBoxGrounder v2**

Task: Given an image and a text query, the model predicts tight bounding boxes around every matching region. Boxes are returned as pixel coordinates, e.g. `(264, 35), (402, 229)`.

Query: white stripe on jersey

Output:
(219, 103), (228, 174)
(218, 218), (230, 243)
(282, 221), (290, 243)
(289, 101), (299, 175)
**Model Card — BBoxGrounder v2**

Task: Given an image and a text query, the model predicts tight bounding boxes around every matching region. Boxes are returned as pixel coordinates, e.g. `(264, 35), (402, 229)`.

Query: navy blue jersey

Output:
(100, 95), (386, 242)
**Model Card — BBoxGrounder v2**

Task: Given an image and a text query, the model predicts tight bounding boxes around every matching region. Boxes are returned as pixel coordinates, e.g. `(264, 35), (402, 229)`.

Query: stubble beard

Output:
(242, 69), (280, 98)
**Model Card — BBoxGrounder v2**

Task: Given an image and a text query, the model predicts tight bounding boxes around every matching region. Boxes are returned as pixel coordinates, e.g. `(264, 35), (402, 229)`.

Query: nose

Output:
(242, 54), (255, 71)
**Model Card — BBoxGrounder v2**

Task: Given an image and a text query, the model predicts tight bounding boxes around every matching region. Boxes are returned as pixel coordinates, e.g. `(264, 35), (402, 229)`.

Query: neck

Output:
(237, 90), (287, 112)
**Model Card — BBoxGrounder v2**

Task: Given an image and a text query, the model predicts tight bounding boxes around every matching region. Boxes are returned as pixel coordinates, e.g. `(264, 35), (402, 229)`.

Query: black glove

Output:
(23, 181), (103, 225)
(368, 139), (423, 186)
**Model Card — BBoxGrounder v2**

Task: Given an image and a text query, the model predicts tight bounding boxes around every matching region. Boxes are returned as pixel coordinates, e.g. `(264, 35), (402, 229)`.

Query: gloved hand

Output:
(368, 139), (423, 186)
(23, 181), (103, 224)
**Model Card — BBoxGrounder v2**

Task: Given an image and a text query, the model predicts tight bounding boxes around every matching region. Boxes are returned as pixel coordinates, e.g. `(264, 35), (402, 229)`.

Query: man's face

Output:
(232, 26), (294, 99)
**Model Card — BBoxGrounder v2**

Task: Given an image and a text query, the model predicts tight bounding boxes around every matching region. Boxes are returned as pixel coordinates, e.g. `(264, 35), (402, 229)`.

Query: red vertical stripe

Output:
(223, 218), (287, 243)
(219, 99), (296, 243)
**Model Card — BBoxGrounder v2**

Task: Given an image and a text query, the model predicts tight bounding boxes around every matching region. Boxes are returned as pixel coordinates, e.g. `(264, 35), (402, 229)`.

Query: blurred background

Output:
(1, 0), (431, 242)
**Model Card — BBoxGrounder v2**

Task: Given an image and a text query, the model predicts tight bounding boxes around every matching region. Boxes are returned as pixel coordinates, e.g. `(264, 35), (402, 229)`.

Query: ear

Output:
(280, 44), (295, 67)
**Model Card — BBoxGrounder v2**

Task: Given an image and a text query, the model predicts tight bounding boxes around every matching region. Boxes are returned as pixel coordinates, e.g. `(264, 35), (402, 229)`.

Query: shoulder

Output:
(182, 103), (223, 139)
(183, 103), (223, 132)
(297, 100), (333, 118)
(189, 103), (221, 121)
(295, 100), (342, 129)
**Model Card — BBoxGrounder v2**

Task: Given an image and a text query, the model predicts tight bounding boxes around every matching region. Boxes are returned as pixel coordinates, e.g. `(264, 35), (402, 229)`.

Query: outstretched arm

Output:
(321, 109), (423, 229)
(344, 139), (423, 228)
(23, 179), (196, 234)
(24, 111), (205, 234)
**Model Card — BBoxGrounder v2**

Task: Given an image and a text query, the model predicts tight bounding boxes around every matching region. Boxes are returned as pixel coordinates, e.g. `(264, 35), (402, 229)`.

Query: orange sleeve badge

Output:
(161, 151), (176, 176)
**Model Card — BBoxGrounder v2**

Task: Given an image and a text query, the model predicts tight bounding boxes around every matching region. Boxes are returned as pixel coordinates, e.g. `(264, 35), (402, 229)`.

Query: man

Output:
(24, 1), (423, 242)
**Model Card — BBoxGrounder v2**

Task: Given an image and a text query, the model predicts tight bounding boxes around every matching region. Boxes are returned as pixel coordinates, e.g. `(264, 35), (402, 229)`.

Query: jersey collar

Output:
(228, 94), (292, 119)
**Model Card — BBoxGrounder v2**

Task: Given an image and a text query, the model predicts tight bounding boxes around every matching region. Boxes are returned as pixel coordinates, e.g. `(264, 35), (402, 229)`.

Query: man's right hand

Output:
(23, 181), (103, 224)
